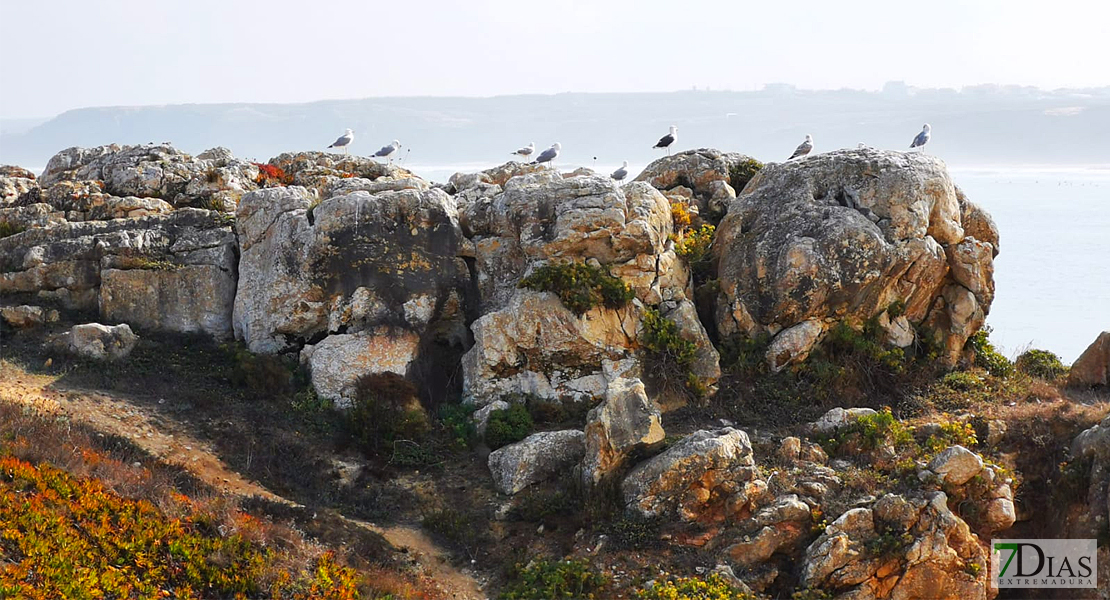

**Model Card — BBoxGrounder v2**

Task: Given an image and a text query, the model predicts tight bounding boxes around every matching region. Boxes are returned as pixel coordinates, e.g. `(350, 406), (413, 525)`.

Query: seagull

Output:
(328, 129), (354, 155)
(534, 142), (561, 168)
(611, 161), (629, 182)
(910, 124), (931, 152)
(374, 139), (401, 162)
(788, 134), (813, 160)
(512, 142), (535, 160)
(654, 126), (678, 155)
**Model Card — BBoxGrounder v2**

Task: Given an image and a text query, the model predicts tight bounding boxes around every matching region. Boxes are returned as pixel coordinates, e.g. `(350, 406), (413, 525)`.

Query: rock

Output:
(765, 319), (825, 371)
(810, 407), (877, 434)
(0, 174), (39, 207)
(779, 437), (802, 462)
(233, 180), (472, 407)
(299, 328), (422, 406)
(1, 305), (58, 329)
(472, 400), (510, 437)
(956, 187), (999, 257)
(0, 204), (62, 232)
(1068, 331), (1110, 388)
(53, 323), (138, 361)
(801, 492), (989, 600)
(726, 494), (813, 567)
(451, 162), (550, 192)
(488, 430), (586, 495)
(0, 166), (36, 180)
(633, 149), (760, 216)
(877, 311), (915, 348)
(982, 497), (1016, 532)
(622, 428), (765, 523)
(715, 149), (997, 366)
(581, 378), (665, 486)
(1, 209), (237, 334)
(927, 445), (983, 485)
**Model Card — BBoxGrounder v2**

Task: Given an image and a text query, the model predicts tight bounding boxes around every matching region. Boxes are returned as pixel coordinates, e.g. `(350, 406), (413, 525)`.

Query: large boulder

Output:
(0, 209), (237, 337)
(233, 182), (471, 401)
(926, 445), (983, 486)
(459, 173), (718, 406)
(487, 430), (586, 495)
(634, 149), (762, 216)
(52, 323), (138, 361)
(1068, 331), (1110, 388)
(0, 170), (39, 207)
(800, 493), (990, 600)
(0, 305), (58, 329)
(715, 149), (997, 366)
(622, 428), (766, 524)
(581, 378), (665, 486)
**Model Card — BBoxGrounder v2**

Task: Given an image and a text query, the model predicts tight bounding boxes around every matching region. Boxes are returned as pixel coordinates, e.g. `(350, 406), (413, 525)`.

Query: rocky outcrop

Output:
(810, 407), (877, 435)
(800, 493), (990, 600)
(1, 209), (237, 337)
(1, 304), (58, 329)
(459, 172), (718, 406)
(622, 428), (767, 524)
(52, 322), (138, 361)
(581, 378), (665, 486)
(233, 182), (471, 401)
(1068, 331), (1110, 388)
(715, 149), (997, 366)
(487, 430), (586, 495)
(634, 149), (762, 217)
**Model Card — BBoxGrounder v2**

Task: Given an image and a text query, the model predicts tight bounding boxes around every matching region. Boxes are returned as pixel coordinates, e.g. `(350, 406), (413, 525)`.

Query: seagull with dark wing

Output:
(910, 124), (931, 152)
(653, 125), (678, 155)
(328, 129), (354, 154)
(611, 161), (629, 182)
(512, 142), (535, 160)
(534, 142), (561, 169)
(788, 134), (813, 160)
(374, 139), (401, 162)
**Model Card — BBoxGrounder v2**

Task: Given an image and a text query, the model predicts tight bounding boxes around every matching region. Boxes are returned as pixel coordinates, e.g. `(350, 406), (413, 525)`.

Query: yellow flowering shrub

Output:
(636, 573), (756, 600)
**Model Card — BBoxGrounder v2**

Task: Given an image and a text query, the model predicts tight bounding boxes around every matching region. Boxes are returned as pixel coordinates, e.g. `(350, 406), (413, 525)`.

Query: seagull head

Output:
(805, 134), (812, 142)
(345, 129), (353, 135)
(392, 140), (401, 147)
(621, 160), (629, 168)
(922, 124), (931, 132)
(527, 142), (535, 149)
(669, 125), (678, 135)
(552, 142), (562, 150)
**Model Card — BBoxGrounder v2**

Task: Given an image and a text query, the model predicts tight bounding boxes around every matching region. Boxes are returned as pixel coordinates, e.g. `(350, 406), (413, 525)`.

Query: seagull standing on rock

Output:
(611, 161), (629, 182)
(512, 142), (535, 160)
(788, 134), (814, 160)
(374, 140), (402, 162)
(654, 126), (678, 155)
(910, 124), (931, 152)
(328, 129), (354, 154)
(534, 143), (561, 169)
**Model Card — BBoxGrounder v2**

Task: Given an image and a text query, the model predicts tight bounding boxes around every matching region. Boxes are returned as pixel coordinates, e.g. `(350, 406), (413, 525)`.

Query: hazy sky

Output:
(1, 0), (1108, 118)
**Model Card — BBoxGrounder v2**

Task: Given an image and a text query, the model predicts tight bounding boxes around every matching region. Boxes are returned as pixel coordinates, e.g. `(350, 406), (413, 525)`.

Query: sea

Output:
(410, 162), (1110, 363)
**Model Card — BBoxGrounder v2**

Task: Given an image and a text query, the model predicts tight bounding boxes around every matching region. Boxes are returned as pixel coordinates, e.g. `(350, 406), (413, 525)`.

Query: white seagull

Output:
(654, 126), (678, 155)
(512, 142), (535, 160)
(374, 139), (402, 162)
(328, 129), (354, 154)
(611, 161), (629, 182)
(534, 142), (561, 168)
(788, 134), (814, 160)
(910, 124), (931, 152)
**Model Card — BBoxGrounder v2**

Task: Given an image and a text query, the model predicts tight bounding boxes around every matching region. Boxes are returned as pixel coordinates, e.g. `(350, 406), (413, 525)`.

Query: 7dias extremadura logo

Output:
(991, 539), (1097, 589)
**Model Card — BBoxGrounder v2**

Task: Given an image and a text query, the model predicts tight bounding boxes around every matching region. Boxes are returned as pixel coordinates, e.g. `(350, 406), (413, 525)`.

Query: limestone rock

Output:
(956, 187), (999, 257)
(0, 204), (64, 230)
(726, 494), (813, 567)
(473, 400), (510, 437)
(0, 174), (40, 207)
(488, 430), (586, 495)
(1068, 331), (1110, 388)
(765, 319), (826, 371)
(622, 428), (764, 523)
(299, 328), (421, 406)
(810, 407), (877, 434)
(451, 162), (549, 192)
(1, 305), (58, 329)
(715, 149), (996, 366)
(581, 378), (665, 486)
(53, 323), (138, 361)
(927, 445), (983, 485)
(633, 149), (760, 216)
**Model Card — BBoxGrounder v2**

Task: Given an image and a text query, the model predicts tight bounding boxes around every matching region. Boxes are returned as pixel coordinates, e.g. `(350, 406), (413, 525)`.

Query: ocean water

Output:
(411, 162), (1110, 363)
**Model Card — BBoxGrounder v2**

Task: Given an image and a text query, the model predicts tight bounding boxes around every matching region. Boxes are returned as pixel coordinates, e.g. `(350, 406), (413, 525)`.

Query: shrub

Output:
(924, 420), (979, 453)
(253, 162), (293, 186)
(519, 262), (635, 316)
(675, 224), (716, 282)
(866, 523), (914, 558)
(485, 403), (534, 449)
(965, 327), (1014, 377)
(640, 308), (706, 398)
(823, 407), (914, 454)
(671, 201), (694, 231)
(1015, 349), (1068, 380)
(0, 221), (28, 238)
(604, 513), (663, 550)
(500, 559), (607, 600)
(222, 343), (295, 396)
(422, 507), (482, 555)
(728, 158), (764, 193)
(636, 573), (756, 600)
(346, 373), (429, 456)
(939, 371), (985, 392)
(439, 403), (478, 450)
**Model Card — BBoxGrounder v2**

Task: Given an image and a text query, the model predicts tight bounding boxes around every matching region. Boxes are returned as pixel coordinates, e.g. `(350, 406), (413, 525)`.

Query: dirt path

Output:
(0, 364), (487, 600)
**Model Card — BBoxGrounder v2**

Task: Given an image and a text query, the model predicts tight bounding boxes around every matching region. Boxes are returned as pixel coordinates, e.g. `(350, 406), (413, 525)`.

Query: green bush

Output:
(728, 158), (764, 193)
(500, 559), (607, 600)
(604, 514), (663, 550)
(222, 343), (295, 396)
(439, 403), (478, 450)
(939, 370), (985, 392)
(636, 573), (756, 600)
(923, 420), (979, 453)
(640, 308), (706, 398)
(854, 407), (914, 450)
(0, 221), (27, 239)
(485, 403), (534, 449)
(675, 224), (716, 282)
(1015, 349), (1068, 380)
(519, 262), (635, 315)
(346, 373), (429, 455)
(422, 507), (482, 554)
(965, 327), (1014, 377)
